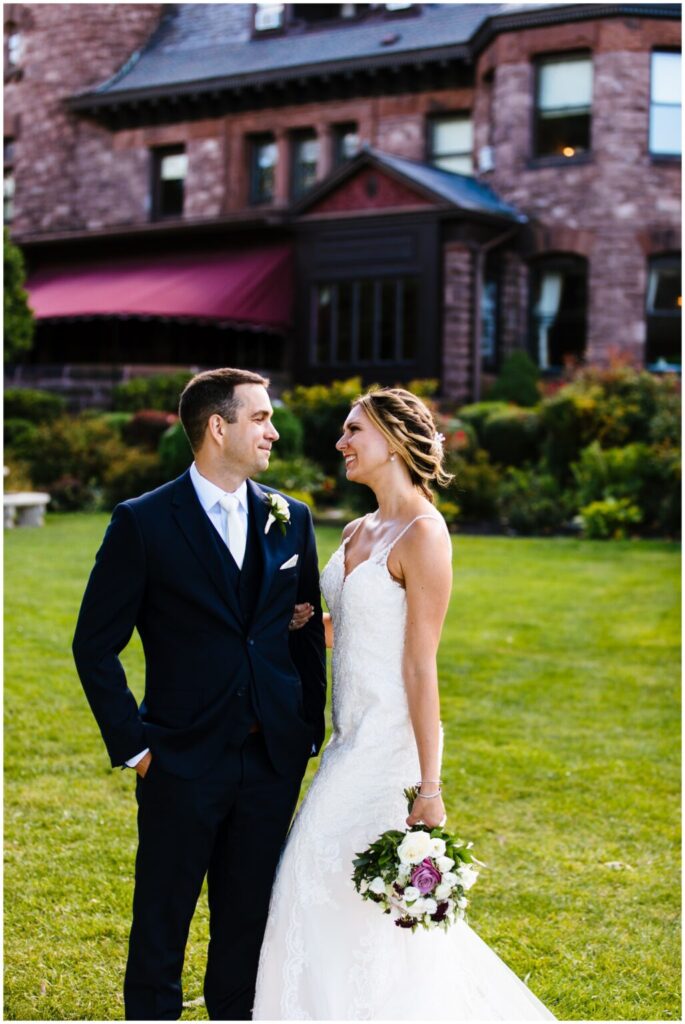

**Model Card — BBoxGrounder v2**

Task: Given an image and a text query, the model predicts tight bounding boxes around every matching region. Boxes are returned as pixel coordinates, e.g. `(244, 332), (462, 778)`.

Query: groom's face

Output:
(220, 384), (279, 477)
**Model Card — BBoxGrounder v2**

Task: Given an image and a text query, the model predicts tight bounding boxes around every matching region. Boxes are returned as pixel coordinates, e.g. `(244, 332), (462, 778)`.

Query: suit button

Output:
(236, 688), (246, 697)
(247, 638), (255, 646)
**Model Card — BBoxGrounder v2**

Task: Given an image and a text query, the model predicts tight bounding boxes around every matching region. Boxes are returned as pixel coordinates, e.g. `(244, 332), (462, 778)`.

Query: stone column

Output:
(442, 243), (474, 403)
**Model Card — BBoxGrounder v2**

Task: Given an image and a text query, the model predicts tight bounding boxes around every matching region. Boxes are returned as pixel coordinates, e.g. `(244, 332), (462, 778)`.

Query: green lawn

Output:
(4, 514), (681, 1020)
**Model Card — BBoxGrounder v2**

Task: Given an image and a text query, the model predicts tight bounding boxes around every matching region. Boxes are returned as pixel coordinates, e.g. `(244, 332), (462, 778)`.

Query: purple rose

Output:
(410, 857), (441, 894)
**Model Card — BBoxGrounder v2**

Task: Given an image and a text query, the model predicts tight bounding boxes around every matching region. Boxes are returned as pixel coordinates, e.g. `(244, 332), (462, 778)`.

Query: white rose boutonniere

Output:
(264, 492), (291, 535)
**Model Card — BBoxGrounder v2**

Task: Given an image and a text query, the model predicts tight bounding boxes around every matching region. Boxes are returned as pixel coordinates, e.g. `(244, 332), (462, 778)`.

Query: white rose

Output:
(457, 866), (479, 891)
(402, 885), (421, 903)
(408, 898), (426, 915)
(422, 898), (438, 916)
(436, 856), (454, 873)
(456, 896), (468, 910)
(273, 494), (289, 515)
(434, 882), (452, 901)
(397, 864), (411, 884)
(369, 876), (386, 895)
(397, 830), (433, 865)
(429, 837), (446, 858)
(441, 871), (458, 886)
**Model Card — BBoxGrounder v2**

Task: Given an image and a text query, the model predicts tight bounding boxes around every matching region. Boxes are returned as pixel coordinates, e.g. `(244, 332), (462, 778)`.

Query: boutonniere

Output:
(264, 492), (291, 536)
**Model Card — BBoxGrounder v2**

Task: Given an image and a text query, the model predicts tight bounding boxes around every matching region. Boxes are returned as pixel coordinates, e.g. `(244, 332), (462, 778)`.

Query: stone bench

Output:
(4, 492), (51, 528)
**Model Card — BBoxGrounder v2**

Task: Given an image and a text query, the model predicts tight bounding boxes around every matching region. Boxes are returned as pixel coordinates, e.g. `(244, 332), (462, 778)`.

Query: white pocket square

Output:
(279, 554), (299, 570)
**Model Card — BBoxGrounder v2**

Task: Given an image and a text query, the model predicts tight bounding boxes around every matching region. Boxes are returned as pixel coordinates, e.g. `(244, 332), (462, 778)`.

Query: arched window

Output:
(646, 253), (681, 369)
(529, 255), (587, 371)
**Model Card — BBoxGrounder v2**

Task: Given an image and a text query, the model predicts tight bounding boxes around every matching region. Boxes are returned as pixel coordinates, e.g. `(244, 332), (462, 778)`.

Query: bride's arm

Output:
(396, 518), (452, 829)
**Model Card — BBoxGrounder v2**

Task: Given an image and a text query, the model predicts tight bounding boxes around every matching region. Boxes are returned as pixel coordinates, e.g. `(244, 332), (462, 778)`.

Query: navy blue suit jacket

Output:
(73, 471), (327, 779)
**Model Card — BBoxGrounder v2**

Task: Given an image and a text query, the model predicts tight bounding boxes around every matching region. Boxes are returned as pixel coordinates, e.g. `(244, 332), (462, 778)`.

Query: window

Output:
(646, 254), (681, 367)
(5, 25), (23, 69)
(481, 257), (500, 370)
(254, 3), (285, 33)
(534, 54), (592, 159)
(650, 51), (681, 157)
(151, 146), (186, 219)
(292, 5), (358, 26)
(530, 256), (587, 370)
(291, 130), (319, 200)
(311, 278), (418, 366)
(250, 134), (277, 204)
(333, 123), (360, 167)
(4, 136), (14, 223)
(428, 116), (473, 175)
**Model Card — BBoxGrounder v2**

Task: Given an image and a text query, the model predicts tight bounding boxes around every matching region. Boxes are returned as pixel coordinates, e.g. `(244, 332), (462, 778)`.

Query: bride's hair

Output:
(354, 387), (453, 502)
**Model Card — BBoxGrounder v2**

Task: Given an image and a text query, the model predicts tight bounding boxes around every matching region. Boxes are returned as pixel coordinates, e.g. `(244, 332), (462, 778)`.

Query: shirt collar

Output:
(189, 462), (249, 515)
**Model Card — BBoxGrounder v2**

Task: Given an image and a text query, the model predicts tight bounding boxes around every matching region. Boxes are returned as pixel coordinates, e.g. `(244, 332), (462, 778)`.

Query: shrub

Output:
(538, 389), (601, 481)
(456, 401), (511, 444)
(272, 405), (304, 459)
(571, 441), (680, 535)
(649, 386), (681, 446)
(4, 388), (67, 423)
(481, 407), (541, 467)
(159, 421), (193, 479)
(102, 449), (165, 508)
(4, 228), (34, 363)
(122, 410), (179, 450)
(496, 467), (574, 535)
(3, 456), (33, 491)
(283, 377), (363, 474)
(46, 476), (98, 513)
(111, 372), (193, 413)
(406, 378), (440, 399)
(435, 496), (460, 528)
(23, 414), (128, 489)
(434, 414), (478, 457)
(445, 450), (502, 521)
(487, 352), (540, 407)
(99, 411), (134, 437)
(4, 418), (39, 458)
(259, 456), (326, 509)
(575, 497), (643, 540)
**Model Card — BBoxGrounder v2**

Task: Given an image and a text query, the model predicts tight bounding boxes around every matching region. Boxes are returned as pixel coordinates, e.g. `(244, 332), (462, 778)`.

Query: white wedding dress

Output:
(253, 516), (556, 1020)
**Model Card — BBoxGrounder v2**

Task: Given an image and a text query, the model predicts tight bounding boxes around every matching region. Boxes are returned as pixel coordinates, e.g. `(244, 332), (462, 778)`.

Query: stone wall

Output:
(442, 243), (473, 402)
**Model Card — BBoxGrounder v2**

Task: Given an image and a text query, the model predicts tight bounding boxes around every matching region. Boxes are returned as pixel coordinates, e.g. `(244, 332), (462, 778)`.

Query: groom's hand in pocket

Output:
(135, 751), (153, 778)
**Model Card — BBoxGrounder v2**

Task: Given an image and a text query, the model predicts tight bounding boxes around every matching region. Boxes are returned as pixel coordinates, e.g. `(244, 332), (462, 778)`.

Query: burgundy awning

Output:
(26, 245), (293, 331)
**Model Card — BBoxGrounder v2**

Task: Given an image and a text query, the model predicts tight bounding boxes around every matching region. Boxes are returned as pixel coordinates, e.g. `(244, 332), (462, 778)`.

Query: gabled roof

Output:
(295, 147), (528, 223)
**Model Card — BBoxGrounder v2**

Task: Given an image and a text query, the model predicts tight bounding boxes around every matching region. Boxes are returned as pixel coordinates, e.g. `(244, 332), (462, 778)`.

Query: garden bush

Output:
(23, 414), (128, 490)
(122, 410), (179, 450)
(159, 421), (193, 479)
(571, 441), (680, 536)
(271, 404), (304, 459)
(46, 476), (98, 513)
(283, 377), (363, 474)
(4, 418), (39, 458)
(260, 456), (327, 510)
(4, 387), (67, 423)
(538, 389), (602, 481)
(434, 414), (478, 457)
(486, 352), (540, 407)
(575, 496), (643, 540)
(481, 407), (541, 467)
(111, 372), (193, 413)
(102, 449), (165, 508)
(98, 411), (134, 437)
(456, 401), (511, 444)
(496, 466), (574, 535)
(445, 450), (502, 522)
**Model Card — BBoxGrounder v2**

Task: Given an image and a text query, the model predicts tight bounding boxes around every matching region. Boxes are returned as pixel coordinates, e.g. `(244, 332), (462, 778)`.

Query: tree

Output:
(4, 228), (34, 363)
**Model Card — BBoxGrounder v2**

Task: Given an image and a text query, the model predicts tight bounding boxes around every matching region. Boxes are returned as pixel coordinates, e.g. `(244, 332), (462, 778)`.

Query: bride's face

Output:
(336, 404), (390, 483)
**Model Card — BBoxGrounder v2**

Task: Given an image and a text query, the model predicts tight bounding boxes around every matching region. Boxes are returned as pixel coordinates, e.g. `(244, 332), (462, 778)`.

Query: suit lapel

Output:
(248, 479), (285, 621)
(171, 471), (243, 626)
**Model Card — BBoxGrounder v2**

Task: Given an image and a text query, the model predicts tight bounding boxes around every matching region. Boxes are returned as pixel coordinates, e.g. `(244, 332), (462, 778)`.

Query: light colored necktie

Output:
(218, 493), (246, 570)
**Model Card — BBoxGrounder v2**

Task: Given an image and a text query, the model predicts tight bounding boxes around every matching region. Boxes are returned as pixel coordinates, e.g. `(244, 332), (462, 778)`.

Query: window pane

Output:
(401, 279), (417, 361)
(4, 137), (14, 164)
(651, 52), (681, 105)
(337, 282), (353, 362)
(649, 105), (681, 156)
(292, 134), (319, 198)
(481, 280), (498, 363)
(537, 111), (590, 157)
(432, 118), (472, 156)
(253, 139), (276, 202)
(160, 179), (184, 216)
(647, 265), (682, 312)
(358, 281), (374, 362)
(531, 261), (587, 369)
(4, 170), (15, 221)
(314, 286), (332, 363)
(379, 280), (396, 361)
(433, 153), (473, 174)
(160, 153), (187, 180)
(538, 58), (592, 112)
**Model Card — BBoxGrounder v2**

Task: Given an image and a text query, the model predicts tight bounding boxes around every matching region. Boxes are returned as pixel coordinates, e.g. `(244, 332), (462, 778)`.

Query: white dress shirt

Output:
(125, 464), (249, 769)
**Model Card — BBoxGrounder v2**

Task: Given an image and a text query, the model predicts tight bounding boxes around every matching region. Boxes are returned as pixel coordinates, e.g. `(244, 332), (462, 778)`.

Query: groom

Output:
(73, 367), (326, 1020)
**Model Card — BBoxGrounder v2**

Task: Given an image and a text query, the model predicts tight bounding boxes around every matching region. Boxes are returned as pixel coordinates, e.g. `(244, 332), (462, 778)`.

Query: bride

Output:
(253, 387), (556, 1020)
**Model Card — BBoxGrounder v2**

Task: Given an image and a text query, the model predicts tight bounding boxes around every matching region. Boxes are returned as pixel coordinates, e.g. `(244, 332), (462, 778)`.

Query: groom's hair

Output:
(179, 367), (270, 451)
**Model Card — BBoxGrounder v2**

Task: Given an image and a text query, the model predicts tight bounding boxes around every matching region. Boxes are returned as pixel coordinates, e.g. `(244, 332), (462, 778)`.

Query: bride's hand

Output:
(406, 793), (446, 830)
(288, 603), (314, 631)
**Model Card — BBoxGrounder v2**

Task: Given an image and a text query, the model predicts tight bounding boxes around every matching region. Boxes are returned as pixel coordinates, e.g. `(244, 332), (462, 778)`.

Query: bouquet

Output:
(351, 787), (482, 932)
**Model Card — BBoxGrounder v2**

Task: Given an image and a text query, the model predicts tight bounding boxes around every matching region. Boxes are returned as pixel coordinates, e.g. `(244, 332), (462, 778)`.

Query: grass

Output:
(4, 514), (681, 1020)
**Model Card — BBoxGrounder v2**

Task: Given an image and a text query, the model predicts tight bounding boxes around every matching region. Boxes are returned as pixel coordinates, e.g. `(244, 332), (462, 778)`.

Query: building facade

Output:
(4, 2), (681, 404)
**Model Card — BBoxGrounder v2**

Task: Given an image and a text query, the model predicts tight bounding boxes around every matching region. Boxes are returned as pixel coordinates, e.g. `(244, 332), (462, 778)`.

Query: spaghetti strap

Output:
(341, 514), (368, 547)
(385, 513), (446, 555)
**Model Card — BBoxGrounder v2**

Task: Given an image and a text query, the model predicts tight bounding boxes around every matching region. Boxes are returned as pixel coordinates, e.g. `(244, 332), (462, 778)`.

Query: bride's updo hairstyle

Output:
(354, 387), (453, 502)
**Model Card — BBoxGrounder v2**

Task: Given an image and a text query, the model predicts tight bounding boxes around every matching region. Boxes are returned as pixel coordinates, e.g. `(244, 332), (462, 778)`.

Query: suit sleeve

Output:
(288, 507), (327, 753)
(72, 502), (147, 768)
